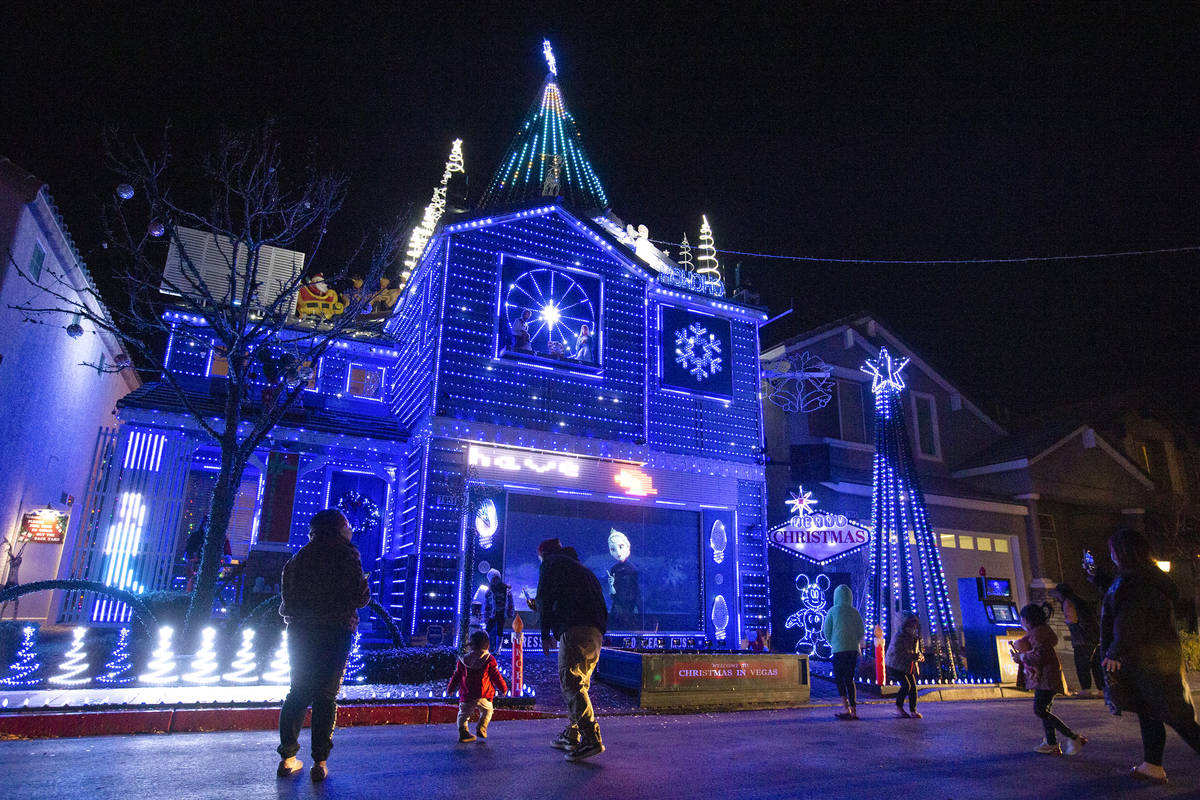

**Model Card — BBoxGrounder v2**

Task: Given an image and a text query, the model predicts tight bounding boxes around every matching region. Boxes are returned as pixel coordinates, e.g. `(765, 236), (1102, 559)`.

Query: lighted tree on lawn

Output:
(345, 631), (365, 683)
(98, 628), (135, 686)
(861, 347), (962, 681)
(48, 627), (90, 686)
(261, 631), (290, 684)
(0, 626), (42, 687)
(223, 628), (258, 684)
(141, 626), (179, 685)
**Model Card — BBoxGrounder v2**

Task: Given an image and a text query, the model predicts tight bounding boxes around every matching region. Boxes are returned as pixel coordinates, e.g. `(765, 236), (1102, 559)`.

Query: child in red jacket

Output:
(448, 631), (509, 742)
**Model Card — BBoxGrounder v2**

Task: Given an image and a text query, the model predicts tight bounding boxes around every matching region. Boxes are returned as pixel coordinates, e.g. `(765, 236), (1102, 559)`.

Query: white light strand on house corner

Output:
(648, 239), (1200, 266)
(402, 139), (466, 284)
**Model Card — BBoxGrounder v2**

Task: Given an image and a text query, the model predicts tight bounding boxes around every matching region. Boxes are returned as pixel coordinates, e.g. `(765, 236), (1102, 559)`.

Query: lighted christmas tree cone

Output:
(261, 631), (290, 684)
(223, 628), (259, 684)
(183, 627), (220, 684)
(98, 628), (135, 686)
(0, 625), (43, 688)
(860, 348), (963, 682)
(140, 626), (180, 685)
(344, 631), (366, 683)
(49, 626), (91, 686)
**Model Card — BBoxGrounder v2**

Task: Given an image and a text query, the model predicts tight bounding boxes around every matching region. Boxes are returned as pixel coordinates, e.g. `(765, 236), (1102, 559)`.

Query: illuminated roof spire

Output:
(479, 41), (609, 212)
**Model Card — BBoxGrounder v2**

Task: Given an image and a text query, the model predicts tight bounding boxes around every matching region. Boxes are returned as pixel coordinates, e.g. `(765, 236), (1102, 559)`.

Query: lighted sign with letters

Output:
(20, 508), (68, 544)
(468, 445), (581, 478)
(769, 485), (870, 564)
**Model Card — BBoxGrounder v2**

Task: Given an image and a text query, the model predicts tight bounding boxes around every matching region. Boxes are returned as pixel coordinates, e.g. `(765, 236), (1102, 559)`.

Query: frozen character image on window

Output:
(512, 309), (532, 351)
(785, 573), (832, 658)
(606, 529), (641, 630)
(574, 323), (592, 362)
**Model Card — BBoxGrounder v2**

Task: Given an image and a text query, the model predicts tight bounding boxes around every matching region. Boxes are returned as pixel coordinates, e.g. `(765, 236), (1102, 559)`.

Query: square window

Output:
(29, 242), (45, 281)
(994, 538), (1009, 553)
(977, 537), (993, 552)
(209, 351), (229, 377)
(348, 364), (384, 400)
(958, 535), (974, 550)
(939, 533), (956, 549)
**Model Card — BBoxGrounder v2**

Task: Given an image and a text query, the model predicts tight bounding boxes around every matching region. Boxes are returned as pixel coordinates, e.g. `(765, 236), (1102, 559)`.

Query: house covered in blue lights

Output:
(61, 47), (770, 649)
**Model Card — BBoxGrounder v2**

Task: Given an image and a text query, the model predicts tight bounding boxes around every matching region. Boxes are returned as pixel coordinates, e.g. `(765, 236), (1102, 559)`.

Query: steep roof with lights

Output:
(478, 41), (609, 213)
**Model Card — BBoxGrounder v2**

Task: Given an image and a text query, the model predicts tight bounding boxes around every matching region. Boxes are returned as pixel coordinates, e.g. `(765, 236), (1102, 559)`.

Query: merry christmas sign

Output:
(769, 487), (871, 564)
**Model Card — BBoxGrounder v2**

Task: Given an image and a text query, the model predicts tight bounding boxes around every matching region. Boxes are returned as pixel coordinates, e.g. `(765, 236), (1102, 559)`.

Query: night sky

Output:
(4, 5), (1198, 423)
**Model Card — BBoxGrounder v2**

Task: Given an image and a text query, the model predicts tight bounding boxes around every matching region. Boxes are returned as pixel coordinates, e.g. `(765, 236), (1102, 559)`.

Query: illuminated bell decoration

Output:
(475, 498), (498, 550)
(48, 626), (90, 686)
(116, 183), (135, 200)
(66, 322), (84, 339)
(709, 519), (727, 565)
(711, 595), (729, 642)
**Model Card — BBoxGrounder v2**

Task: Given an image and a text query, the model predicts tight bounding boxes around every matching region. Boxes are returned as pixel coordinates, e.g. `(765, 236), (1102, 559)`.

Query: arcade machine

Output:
(958, 576), (1023, 683)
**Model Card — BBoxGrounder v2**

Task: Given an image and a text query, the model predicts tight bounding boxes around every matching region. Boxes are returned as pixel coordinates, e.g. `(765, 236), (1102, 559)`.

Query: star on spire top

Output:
(542, 39), (557, 76)
(786, 486), (817, 516)
(861, 346), (910, 395)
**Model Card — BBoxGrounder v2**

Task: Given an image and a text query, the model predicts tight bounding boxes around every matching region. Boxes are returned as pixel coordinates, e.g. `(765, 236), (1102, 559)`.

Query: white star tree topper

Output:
(542, 39), (557, 76)
(861, 346), (910, 394)
(786, 486), (817, 516)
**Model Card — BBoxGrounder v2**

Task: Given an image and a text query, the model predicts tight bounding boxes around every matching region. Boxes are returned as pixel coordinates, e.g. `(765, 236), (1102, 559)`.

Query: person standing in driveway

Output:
(275, 509), (371, 783)
(535, 538), (608, 762)
(822, 584), (865, 720)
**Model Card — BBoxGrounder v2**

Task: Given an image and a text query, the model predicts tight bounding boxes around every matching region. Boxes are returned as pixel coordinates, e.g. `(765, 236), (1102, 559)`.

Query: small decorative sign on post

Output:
(20, 508), (68, 543)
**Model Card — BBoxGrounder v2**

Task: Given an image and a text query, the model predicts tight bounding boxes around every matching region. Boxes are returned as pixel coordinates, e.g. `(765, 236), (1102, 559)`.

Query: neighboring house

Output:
(761, 314), (1030, 659)
(0, 157), (140, 621)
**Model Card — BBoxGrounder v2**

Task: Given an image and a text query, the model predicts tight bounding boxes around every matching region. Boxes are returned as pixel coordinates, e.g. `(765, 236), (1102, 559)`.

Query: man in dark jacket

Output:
(276, 509), (371, 782)
(535, 538), (607, 761)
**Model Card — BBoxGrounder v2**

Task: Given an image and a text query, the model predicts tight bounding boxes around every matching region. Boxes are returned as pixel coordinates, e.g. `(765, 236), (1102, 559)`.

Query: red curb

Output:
(0, 710), (174, 738)
(0, 704), (554, 739)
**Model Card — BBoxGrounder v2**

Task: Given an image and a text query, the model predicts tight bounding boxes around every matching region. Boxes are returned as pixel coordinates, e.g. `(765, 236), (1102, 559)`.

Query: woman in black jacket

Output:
(1101, 527), (1200, 784)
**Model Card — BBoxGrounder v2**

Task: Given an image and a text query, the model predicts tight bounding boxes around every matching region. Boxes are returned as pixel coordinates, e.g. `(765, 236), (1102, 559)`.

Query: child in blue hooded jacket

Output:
(822, 584), (865, 720)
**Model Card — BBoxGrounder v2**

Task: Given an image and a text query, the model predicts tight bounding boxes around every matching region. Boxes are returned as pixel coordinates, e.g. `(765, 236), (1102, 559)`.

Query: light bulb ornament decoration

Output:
(49, 626), (90, 686)
(709, 519), (728, 565)
(860, 347), (962, 682)
(223, 629), (258, 684)
(711, 595), (729, 642)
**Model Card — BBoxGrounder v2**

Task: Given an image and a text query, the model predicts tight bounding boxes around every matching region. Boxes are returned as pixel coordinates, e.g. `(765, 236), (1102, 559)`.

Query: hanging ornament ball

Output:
(116, 183), (134, 200)
(148, 221), (165, 238)
(66, 323), (84, 339)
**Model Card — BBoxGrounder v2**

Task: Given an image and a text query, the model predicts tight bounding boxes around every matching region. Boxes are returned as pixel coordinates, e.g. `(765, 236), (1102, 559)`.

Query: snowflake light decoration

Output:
(786, 486), (817, 516)
(674, 323), (723, 381)
(861, 346), (910, 395)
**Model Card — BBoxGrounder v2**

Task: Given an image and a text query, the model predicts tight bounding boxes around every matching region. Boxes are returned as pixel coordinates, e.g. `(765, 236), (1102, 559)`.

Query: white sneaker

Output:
(1063, 735), (1087, 756)
(1034, 740), (1061, 755)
